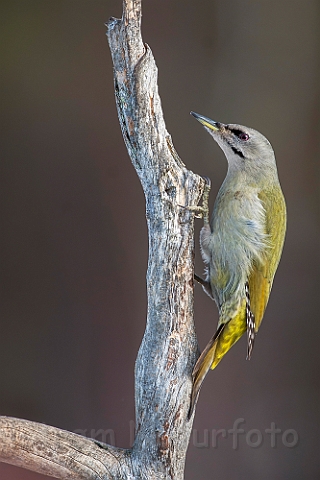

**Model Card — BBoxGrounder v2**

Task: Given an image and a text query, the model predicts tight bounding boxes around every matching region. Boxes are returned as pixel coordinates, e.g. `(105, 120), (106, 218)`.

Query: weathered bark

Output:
(0, 0), (205, 478)
(0, 416), (129, 479)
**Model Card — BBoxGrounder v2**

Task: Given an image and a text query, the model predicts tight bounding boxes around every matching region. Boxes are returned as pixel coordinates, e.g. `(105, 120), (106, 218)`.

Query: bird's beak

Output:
(190, 111), (221, 131)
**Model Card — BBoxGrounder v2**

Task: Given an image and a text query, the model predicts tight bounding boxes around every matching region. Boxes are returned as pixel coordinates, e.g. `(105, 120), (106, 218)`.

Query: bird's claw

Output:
(202, 176), (211, 189)
(178, 176), (211, 222)
(187, 176), (211, 223)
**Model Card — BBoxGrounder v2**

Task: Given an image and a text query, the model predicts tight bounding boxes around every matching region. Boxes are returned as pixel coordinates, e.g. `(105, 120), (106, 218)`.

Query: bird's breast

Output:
(207, 187), (268, 308)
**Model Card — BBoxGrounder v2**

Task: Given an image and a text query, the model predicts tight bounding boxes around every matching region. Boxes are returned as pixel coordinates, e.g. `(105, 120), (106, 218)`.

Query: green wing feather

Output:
(249, 185), (286, 331)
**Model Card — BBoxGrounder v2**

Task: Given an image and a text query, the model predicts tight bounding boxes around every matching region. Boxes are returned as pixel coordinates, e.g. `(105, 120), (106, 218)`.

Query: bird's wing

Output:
(248, 186), (286, 331)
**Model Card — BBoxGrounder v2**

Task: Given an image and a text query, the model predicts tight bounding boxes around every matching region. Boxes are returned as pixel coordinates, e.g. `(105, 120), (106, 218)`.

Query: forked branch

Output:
(0, 1), (204, 478)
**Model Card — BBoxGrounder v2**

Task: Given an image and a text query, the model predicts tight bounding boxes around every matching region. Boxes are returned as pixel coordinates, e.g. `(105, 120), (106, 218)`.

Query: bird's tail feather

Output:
(188, 306), (247, 419)
(188, 324), (225, 419)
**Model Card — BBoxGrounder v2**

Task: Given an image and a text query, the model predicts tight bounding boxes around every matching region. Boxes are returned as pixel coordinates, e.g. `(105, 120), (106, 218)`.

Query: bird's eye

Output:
(229, 128), (250, 141)
(239, 132), (249, 141)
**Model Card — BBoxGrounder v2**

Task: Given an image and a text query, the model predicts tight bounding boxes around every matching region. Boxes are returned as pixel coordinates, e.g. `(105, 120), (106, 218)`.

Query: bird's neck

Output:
(225, 159), (279, 190)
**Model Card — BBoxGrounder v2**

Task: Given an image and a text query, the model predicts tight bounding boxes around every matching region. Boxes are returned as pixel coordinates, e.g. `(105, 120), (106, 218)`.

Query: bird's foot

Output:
(194, 273), (208, 287)
(183, 176), (211, 224)
(194, 273), (213, 299)
(165, 135), (211, 223)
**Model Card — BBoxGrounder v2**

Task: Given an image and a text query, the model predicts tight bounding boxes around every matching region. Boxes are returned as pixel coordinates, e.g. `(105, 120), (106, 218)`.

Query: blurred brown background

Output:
(0, 1), (319, 479)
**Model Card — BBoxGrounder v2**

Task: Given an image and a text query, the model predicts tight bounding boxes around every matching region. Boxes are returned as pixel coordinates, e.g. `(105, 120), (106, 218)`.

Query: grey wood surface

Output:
(0, 1), (204, 478)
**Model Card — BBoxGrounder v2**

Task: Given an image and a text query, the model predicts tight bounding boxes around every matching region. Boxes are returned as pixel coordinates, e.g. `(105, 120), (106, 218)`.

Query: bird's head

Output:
(191, 111), (277, 181)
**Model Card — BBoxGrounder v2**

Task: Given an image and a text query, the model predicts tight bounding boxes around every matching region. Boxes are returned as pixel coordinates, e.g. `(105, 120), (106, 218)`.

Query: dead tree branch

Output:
(0, 0), (204, 478)
(0, 416), (129, 479)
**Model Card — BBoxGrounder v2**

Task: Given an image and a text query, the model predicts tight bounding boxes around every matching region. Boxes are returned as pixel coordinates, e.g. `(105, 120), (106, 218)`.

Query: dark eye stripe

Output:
(231, 145), (245, 158)
(228, 128), (243, 137)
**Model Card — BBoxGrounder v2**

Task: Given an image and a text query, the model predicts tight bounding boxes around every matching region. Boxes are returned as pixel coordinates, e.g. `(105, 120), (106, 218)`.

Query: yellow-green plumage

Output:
(189, 112), (286, 418)
(249, 188), (286, 331)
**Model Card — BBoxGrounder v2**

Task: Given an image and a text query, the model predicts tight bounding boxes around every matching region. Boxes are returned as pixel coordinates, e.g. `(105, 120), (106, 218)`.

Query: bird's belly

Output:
(209, 231), (250, 320)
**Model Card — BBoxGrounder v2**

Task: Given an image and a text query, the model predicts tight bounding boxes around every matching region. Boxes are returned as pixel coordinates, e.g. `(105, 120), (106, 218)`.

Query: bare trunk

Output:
(0, 1), (204, 478)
